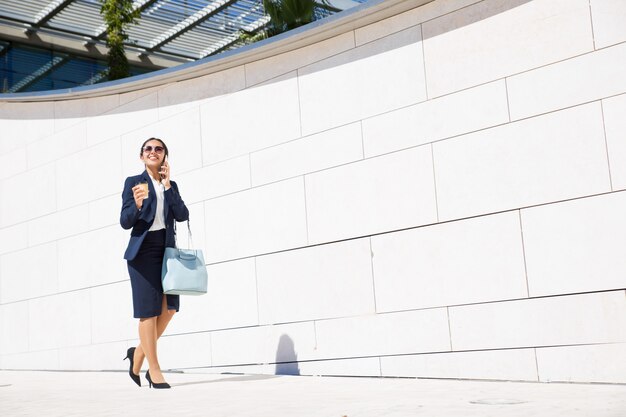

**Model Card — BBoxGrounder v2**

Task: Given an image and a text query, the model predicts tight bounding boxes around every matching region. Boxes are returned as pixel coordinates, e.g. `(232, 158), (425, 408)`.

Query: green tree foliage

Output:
(99, 0), (140, 81)
(239, 0), (331, 45)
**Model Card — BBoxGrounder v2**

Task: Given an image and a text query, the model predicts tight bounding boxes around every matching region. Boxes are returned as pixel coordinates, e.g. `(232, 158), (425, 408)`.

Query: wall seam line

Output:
(420, 23), (429, 100)
(533, 347), (540, 382)
(599, 100), (614, 191)
(430, 143), (440, 223)
(504, 77), (512, 122)
(588, 0), (597, 51)
(9, 286), (622, 319)
(430, 40), (626, 101)
(5, 86), (625, 189)
(420, 0), (484, 27)
(201, 188), (626, 267)
(517, 209), (531, 298)
(369, 236), (378, 314)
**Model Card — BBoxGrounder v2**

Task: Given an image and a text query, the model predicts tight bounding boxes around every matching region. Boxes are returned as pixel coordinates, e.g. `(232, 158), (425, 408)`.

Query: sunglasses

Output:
(143, 145), (164, 154)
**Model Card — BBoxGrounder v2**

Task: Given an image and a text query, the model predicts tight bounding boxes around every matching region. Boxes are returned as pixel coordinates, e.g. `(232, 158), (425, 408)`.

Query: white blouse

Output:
(148, 175), (166, 231)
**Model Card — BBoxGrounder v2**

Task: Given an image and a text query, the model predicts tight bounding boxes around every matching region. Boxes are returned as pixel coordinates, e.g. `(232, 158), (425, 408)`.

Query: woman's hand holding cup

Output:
(132, 182), (149, 210)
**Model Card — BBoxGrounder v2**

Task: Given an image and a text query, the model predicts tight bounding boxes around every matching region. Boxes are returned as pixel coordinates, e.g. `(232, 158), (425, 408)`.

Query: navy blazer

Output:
(120, 171), (189, 261)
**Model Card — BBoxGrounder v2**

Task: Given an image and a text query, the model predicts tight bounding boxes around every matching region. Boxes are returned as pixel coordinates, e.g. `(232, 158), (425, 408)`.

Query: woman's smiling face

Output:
(140, 139), (166, 168)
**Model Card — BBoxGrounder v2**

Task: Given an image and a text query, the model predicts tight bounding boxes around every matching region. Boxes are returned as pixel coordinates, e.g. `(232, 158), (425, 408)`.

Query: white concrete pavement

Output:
(1, 370), (625, 417)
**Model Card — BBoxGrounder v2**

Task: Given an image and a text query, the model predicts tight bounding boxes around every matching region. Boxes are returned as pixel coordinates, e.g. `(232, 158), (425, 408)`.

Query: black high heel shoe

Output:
(123, 347), (141, 387)
(146, 370), (171, 389)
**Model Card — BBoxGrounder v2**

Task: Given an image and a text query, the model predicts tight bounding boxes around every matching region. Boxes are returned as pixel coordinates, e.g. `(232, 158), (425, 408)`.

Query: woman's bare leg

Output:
(137, 315), (160, 381)
(133, 296), (176, 379)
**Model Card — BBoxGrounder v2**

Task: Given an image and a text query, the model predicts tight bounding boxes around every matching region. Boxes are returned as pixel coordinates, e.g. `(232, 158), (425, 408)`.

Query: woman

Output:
(120, 137), (189, 389)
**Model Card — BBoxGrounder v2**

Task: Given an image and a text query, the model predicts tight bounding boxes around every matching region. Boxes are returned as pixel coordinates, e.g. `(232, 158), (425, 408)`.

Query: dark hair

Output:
(140, 137), (169, 158)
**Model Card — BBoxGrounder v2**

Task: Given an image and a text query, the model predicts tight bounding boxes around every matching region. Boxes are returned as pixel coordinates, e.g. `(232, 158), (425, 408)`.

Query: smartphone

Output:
(160, 156), (168, 179)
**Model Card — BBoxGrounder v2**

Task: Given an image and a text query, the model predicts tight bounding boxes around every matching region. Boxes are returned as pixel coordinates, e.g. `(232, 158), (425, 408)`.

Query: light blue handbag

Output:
(161, 221), (208, 296)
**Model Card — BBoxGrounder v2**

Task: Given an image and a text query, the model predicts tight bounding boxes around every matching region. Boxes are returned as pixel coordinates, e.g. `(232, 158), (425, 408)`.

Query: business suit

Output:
(121, 171), (189, 318)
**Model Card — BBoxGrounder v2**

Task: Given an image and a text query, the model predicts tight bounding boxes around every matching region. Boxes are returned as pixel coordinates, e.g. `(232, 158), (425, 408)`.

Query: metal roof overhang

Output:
(0, 0), (350, 66)
(0, 0), (432, 102)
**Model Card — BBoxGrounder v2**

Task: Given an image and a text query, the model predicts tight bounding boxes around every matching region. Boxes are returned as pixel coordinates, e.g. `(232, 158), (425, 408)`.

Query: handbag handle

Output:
(173, 219), (194, 250)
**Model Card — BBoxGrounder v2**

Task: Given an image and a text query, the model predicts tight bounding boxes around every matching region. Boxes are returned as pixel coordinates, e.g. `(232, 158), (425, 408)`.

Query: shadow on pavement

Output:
(172, 374), (280, 387)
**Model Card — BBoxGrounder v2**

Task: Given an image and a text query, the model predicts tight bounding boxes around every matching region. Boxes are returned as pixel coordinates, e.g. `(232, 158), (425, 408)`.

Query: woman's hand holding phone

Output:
(159, 158), (171, 190)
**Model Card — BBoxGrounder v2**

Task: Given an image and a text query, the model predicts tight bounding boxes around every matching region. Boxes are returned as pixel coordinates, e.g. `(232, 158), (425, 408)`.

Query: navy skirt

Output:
(127, 229), (180, 318)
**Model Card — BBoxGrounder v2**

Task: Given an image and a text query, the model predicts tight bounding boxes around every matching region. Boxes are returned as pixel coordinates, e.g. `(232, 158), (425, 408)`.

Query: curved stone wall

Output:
(1, 0), (626, 383)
